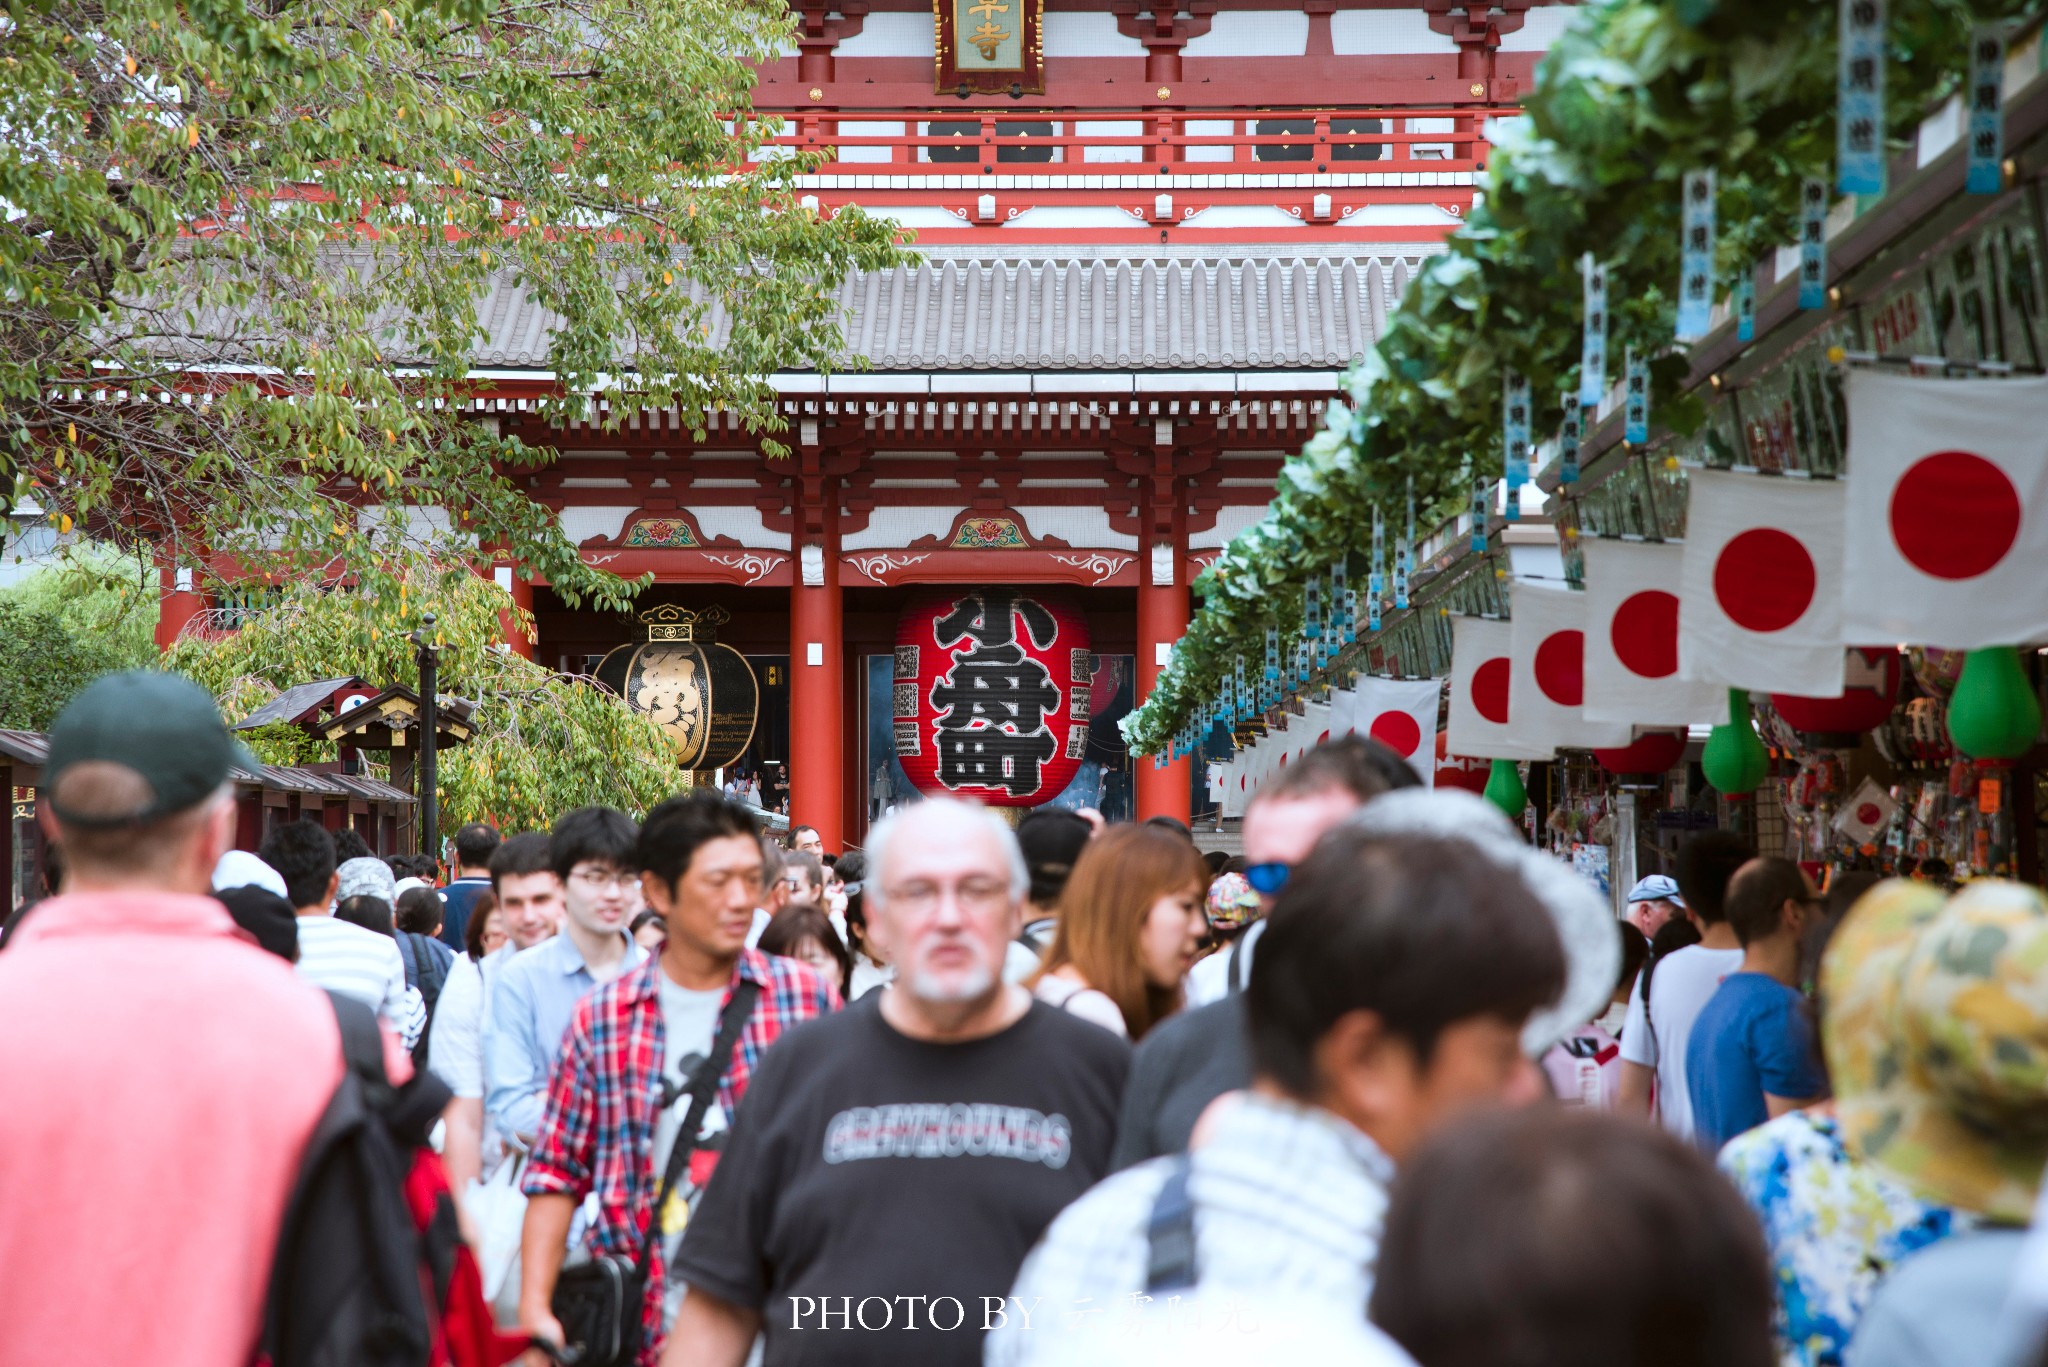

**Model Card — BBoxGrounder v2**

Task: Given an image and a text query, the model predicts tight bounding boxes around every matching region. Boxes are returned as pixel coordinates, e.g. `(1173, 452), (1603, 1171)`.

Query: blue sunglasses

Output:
(1244, 861), (1291, 896)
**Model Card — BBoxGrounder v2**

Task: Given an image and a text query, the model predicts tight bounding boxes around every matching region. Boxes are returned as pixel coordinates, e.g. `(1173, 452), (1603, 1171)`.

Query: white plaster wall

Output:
(1182, 11), (1309, 57)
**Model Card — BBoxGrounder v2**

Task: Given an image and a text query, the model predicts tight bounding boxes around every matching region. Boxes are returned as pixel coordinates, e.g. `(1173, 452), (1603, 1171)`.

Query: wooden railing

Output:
(755, 107), (1500, 177)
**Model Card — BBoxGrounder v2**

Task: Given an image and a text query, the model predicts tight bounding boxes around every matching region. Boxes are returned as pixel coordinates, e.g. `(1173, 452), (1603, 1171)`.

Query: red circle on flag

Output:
(1889, 450), (2021, 581)
(1857, 802), (1882, 825)
(1713, 529), (1815, 633)
(1368, 710), (1423, 757)
(1611, 590), (1680, 679)
(1534, 630), (1586, 707)
(1472, 658), (1511, 724)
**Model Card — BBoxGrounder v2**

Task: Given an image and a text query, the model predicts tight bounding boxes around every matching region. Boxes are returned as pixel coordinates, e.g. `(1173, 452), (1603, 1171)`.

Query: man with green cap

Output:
(0, 672), (349, 1367)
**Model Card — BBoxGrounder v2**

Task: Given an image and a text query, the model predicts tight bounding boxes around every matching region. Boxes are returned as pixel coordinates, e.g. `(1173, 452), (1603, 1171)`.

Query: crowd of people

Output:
(4, 670), (2048, 1367)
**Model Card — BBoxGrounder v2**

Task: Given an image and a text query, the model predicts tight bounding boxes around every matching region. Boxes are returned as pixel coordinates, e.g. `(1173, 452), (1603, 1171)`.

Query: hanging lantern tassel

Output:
(1946, 646), (2043, 759)
(1483, 758), (1527, 819)
(1702, 688), (1770, 795)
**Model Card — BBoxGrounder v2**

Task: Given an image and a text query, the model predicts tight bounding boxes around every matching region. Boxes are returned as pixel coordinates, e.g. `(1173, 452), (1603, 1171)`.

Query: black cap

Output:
(215, 885), (300, 962)
(1016, 808), (1094, 907)
(43, 672), (256, 828)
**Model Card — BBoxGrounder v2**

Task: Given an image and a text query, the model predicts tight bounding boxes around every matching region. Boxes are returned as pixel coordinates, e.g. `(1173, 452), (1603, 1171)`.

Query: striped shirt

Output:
(294, 915), (426, 1049)
(987, 1092), (1394, 1367)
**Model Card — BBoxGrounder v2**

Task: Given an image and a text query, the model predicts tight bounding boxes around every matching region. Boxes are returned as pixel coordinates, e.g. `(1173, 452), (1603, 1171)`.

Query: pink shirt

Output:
(0, 891), (344, 1367)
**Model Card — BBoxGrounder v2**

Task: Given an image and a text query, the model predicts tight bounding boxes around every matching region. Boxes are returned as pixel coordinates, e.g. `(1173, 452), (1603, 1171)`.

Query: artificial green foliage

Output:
(2, 0), (908, 618)
(1484, 757), (1529, 819)
(1946, 646), (2043, 758)
(166, 554), (685, 830)
(0, 599), (136, 731)
(1702, 688), (1769, 794)
(1124, 0), (2045, 753)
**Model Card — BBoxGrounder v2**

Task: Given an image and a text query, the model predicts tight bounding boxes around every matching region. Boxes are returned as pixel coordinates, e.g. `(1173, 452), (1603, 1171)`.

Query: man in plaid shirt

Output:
(518, 792), (840, 1363)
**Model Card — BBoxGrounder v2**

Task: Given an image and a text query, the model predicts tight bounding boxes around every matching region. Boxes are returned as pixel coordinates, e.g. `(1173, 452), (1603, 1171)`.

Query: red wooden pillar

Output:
(788, 428), (846, 852)
(154, 560), (205, 652)
(1135, 570), (1192, 824)
(496, 564), (536, 659)
(1127, 421), (1195, 825)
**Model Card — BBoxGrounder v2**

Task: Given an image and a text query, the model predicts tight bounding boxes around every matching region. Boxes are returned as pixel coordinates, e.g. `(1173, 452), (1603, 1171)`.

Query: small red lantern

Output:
(1594, 730), (1687, 776)
(1770, 647), (1904, 743)
(1435, 731), (1491, 794)
(893, 588), (1091, 807)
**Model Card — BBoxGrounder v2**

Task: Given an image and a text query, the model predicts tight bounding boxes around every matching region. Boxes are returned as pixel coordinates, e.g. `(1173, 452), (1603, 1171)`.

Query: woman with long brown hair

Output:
(1029, 823), (1209, 1040)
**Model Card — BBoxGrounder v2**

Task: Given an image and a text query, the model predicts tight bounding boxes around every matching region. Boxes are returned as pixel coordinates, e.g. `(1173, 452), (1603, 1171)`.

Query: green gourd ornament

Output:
(1702, 688), (1768, 795)
(1946, 646), (2043, 760)
(1484, 758), (1527, 819)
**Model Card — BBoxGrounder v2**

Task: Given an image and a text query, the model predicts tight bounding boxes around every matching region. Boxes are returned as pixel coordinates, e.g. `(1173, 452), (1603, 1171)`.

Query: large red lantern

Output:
(894, 588), (1091, 806)
(1770, 647), (1904, 742)
(1594, 730), (1687, 776)
(1434, 731), (1491, 794)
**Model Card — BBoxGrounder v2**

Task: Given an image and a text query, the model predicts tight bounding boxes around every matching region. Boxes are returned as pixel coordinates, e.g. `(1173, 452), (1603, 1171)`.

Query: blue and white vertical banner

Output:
(1502, 370), (1532, 493)
(1560, 397), (1583, 486)
(1332, 560), (1353, 644)
(1395, 479), (1413, 611)
(1295, 638), (1311, 686)
(1624, 350), (1650, 446)
(1799, 177), (1830, 309)
(1471, 475), (1490, 553)
(1303, 574), (1323, 641)
(1676, 170), (1717, 342)
(1369, 509), (1385, 634)
(1734, 270), (1756, 342)
(1264, 625), (1281, 681)
(1837, 0), (1886, 196)
(1234, 657), (1250, 723)
(1968, 25), (2007, 195)
(1580, 254), (1609, 407)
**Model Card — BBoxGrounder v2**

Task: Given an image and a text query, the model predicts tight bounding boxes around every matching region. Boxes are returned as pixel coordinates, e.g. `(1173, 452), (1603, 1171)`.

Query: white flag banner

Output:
(1507, 583), (1635, 753)
(1581, 538), (1731, 726)
(1298, 700), (1333, 759)
(1842, 369), (2048, 647)
(1352, 676), (1442, 784)
(1678, 469), (1848, 696)
(1448, 616), (1552, 760)
(1831, 776), (1901, 845)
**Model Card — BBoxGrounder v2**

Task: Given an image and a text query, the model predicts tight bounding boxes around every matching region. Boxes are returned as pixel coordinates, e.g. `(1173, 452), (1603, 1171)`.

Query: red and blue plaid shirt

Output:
(524, 946), (838, 1359)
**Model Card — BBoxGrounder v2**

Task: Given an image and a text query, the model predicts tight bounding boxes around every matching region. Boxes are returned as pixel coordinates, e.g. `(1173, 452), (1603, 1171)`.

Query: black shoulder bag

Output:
(549, 979), (760, 1367)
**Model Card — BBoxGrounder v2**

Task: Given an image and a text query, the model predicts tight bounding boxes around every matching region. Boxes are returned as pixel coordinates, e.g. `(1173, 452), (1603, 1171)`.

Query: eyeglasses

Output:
(569, 867), (636, 892)
(1244, 861), (1291, 896)
(879, 878), (1011, 915)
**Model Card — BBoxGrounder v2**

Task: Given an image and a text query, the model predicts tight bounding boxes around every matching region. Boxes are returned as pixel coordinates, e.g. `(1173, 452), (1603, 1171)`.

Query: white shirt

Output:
(295, 915), (426, 1049)
(989, 1093), (1395, 1367)
(1618, 944), (1744, 1142)
(1032, 974), (1129, 1038)
(1183, 919), (1265, 1008)
(745, 907), (771, 949)
(428, 945), (516, 1099)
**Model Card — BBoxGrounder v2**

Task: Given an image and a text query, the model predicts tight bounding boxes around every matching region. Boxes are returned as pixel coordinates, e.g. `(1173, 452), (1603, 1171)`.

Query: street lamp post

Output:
(411, 612), (440, 866)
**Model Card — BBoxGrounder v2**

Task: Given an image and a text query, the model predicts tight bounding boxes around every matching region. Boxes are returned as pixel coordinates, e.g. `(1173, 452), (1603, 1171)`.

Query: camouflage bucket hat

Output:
(1821, 878), (2048, 1224)
(1205, 871), (1260, 931)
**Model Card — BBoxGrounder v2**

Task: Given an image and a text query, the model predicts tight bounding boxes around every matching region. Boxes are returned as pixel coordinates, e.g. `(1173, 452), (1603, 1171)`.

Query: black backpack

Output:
(264, 991), (454, 1367)
(398, 931), (453, 1066)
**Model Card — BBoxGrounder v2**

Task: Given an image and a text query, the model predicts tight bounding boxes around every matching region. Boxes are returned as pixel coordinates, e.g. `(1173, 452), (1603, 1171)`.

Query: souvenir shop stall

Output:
(1143, 0), (2048, 905)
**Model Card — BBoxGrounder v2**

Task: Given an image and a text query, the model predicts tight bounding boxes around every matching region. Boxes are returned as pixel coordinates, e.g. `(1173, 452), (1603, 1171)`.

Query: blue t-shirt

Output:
(1684, 972), (1826, 1155)
(438, 876), (492, 950)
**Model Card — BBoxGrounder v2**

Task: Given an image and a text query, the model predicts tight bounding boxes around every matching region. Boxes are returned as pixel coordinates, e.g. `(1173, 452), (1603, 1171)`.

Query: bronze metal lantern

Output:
(596, 605), (759, 771)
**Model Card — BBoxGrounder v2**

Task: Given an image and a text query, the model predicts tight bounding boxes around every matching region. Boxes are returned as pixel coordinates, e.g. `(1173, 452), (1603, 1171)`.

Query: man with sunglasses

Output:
(487, 805), (647, 1150)
(1113, 737), (1421, 1168)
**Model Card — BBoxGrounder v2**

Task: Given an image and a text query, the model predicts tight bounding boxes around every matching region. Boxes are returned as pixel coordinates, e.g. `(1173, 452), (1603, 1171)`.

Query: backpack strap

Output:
(326, 990), (393, 1109)
(632, 977), (761, 1289)
(1226, 929), (1249, 996)
(1144, 1154), (1198, 1294)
